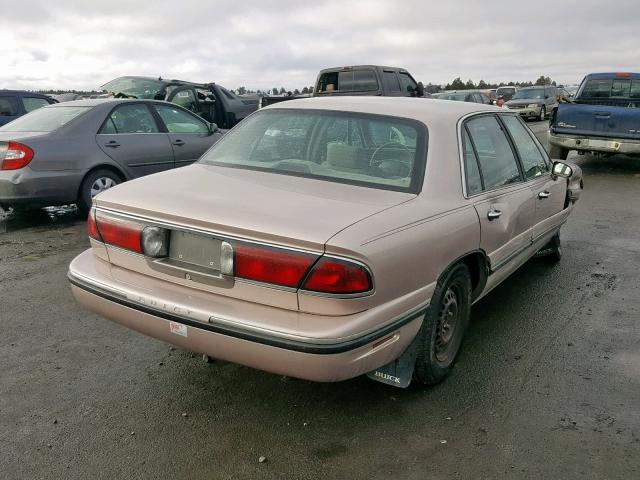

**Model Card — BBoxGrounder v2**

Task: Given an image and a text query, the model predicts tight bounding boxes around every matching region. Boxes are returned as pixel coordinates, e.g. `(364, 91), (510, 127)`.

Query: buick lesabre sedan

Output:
(68, 97), (582, 388)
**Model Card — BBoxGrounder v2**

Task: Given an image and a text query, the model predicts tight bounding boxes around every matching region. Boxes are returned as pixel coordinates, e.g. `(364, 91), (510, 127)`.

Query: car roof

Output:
(262, 96), (501, 124)
(0, 90), (53, 97)
(583, 72), (640, 80)
(46, 98), (171, 108)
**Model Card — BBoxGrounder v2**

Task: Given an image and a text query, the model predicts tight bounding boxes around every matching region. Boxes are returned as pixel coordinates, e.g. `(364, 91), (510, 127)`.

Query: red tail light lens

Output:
(302, 257), (372, 294)
(1, 142), (34, 170)
(235, 243), (318, 288)
(93, 213), (143, 253)
(87, 211), (101, 241)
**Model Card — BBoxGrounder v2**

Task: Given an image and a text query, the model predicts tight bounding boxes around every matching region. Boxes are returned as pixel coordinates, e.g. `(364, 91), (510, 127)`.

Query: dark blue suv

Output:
(0, 91), (56, 126)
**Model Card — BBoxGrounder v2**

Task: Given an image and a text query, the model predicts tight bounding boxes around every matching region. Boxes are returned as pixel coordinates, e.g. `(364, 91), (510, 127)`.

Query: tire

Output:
(77, 169), (121, 215)
(539, 232), (563, 263)
(539, 105), (546, 121)
(413, 264), (472, 385)
(549, 144), (569, 160)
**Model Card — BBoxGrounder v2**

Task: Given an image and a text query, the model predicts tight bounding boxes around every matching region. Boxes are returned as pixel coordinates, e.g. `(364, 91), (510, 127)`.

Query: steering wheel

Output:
(369, 141), (413, 168)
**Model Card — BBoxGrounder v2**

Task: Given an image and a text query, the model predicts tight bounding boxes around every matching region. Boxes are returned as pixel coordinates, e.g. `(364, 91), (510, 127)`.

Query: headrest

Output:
(326, 142), (361, 170)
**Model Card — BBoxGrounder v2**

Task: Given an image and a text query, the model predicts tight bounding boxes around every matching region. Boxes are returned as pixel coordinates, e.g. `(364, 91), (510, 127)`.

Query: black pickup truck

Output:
(101, 76), (258, 129)
(549, 72), (640, 159)
(259, 65), (426, 108)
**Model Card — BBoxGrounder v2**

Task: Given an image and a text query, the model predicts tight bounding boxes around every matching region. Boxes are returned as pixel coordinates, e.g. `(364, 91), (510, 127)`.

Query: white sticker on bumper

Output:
(169, 321), (188, 337)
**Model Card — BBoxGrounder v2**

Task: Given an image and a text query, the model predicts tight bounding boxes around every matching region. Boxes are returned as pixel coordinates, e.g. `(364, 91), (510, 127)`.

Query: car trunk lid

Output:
(553, 103), (640, 140)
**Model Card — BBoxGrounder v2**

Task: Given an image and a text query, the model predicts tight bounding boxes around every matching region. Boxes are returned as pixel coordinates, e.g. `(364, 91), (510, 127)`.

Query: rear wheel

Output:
(413, 264), (472, 385)
(77, 169), (121, 215)
(538, 232), (563, 262)
(549, 144), (569, 160)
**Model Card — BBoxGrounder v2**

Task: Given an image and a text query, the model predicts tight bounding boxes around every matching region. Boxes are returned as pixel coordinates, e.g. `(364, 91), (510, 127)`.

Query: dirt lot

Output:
(1, 122), (639, 479)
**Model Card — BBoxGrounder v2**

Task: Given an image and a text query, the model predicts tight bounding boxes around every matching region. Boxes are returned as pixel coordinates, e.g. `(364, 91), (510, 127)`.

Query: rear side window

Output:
(0, 96), (19, 116)
(100, 104), (159, 134)
(580, 78), (640, 99)
(382, 72), (401, 93)
(317, 72), (339, 93)
(22, 97), (51, 113)
(462, 129), (483, 194)
(465, 115), (521, 190)
(352, 70), (378, 92)
(500, 115), (549, 180)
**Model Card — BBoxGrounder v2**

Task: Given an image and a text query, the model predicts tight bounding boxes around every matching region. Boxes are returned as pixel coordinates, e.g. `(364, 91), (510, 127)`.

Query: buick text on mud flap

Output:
(374, 371), (401, 384)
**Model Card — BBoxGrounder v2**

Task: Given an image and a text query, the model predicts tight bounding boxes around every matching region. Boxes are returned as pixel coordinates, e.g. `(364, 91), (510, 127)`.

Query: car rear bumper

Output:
(549, 133), (640, 154)
(0, 167), (82, 209)
(68, 250), (426, 382)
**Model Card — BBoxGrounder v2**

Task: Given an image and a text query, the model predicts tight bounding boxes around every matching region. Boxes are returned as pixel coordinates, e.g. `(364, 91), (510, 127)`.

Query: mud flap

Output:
(366, 336), (420, 388)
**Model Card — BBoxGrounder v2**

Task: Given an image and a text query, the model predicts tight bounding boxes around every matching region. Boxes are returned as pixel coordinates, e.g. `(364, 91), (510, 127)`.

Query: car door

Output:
(96, 103), (174, 177)
(462, 114), (536, 273)
(500, 114), (566, 240)
(0, 95), (21, 126)
(152, 103), (220, 168)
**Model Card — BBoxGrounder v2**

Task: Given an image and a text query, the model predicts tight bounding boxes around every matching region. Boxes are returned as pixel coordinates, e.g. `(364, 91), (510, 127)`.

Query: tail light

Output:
(1, 142), (34, 170)
(235, 243), (318, 288)
(302, 257), (372, 294)
(234, 243), (373, 294)
(89, 211), (143, 253)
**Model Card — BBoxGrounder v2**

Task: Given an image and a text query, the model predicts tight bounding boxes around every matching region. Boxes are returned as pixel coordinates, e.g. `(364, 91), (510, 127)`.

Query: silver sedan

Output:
(0, 99), (223, 213)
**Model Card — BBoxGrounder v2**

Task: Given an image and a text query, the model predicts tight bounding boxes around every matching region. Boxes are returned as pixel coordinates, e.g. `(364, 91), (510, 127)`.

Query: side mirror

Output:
(208, 122), (218, 135)
(552, 161), (573, 178)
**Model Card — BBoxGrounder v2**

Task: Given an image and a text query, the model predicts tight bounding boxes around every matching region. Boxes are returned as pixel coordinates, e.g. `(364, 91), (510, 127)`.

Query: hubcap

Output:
(435, 287), (459, 362)
(90, 177), (117, 198)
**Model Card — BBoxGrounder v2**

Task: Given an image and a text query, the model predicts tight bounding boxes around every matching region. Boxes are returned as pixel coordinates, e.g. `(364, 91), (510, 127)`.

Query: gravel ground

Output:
(1, 121), (638, 479)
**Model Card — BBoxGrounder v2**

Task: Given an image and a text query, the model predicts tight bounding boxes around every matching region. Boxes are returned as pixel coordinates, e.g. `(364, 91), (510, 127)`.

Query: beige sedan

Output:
(68, 97), (582, 388)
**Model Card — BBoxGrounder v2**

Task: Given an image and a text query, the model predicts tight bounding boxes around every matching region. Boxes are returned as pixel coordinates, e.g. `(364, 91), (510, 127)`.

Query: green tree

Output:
(301, 86), (309, 94)
(237, 86), (247, 95)
(478, 80), (488, 89)
(448, 77), (465, 90)
(272, 87), (278, 95)
(279, 87), (286, 95)
(465, 79), (476, 90)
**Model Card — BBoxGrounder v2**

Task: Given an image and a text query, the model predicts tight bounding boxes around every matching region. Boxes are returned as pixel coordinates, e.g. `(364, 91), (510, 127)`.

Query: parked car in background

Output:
(496, 86), (517, 102)
(564, 86), (579, 98)
(0, 91), (56, 126)
(259, 65), (426, 108)
(432, 90), (493, 105)
(0, 99), (223, 213)
(101, 76), (258, 129)
(485, 89), (498, 103)
(68, 97), (582, 389)
(549, 72), (640, 159)
(506, 86), (559, 121)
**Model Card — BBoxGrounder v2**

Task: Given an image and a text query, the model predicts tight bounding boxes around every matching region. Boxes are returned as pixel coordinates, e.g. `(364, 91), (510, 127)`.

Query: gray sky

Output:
(2, 0), (639, 91)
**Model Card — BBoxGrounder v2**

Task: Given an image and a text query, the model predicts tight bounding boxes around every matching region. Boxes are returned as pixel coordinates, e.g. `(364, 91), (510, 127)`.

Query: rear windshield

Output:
(579, 78), (640, 99)
(316, 70), (379, 94)
(199, 109), (427, 193)
(0, 106), (90, 132)
(436, 93), (467, 101)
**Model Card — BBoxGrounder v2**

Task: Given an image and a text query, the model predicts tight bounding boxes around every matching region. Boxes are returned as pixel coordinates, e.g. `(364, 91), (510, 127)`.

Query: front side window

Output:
(100, 104), (159, 134)
(154, 104), (208, 133)
(22, 97), (50, 113)
(0, 106), (89, 132)
(398, 72), (417, 94)
(200, 109), (426, 192)
(0, 96), (19, 116)
(465, 115), (521, 190)
(501, 115), (549, 180)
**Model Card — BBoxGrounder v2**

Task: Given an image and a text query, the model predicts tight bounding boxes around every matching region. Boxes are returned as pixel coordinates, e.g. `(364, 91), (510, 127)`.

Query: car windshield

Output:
(101, 77), (165, 99)
(199, 109), (426, 192)
(0, 106), (90, 132)
(512, 88), (545, 100)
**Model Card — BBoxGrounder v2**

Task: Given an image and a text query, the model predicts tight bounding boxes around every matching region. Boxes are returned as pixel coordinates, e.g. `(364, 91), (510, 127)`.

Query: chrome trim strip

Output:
(68, 269), (427, 354)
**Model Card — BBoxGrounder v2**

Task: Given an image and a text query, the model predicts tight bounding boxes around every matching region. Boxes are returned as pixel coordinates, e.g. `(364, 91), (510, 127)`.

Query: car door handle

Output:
(104, 141), (120, 148)
(172, 140), (185, 146)
(538, 191), (551, 199)
(487, 209), (502, 220)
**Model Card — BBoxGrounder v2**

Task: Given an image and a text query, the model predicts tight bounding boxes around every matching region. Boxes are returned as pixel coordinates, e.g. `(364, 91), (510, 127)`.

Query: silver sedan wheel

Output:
(90, 177), (117, 198)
